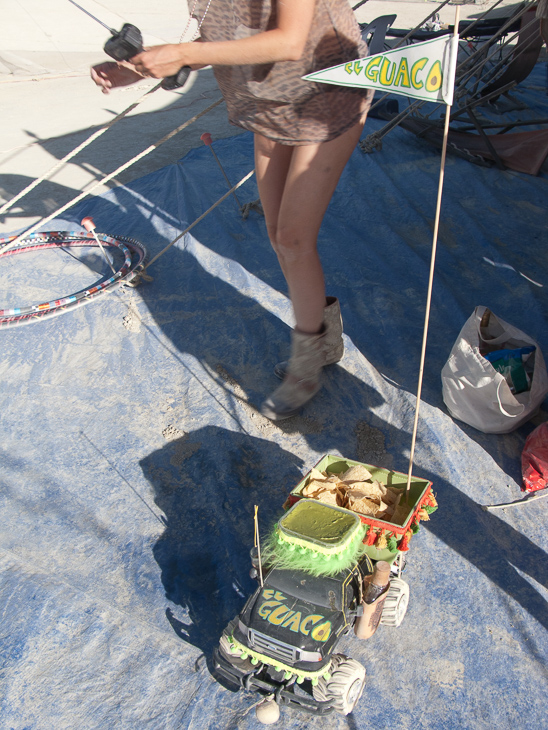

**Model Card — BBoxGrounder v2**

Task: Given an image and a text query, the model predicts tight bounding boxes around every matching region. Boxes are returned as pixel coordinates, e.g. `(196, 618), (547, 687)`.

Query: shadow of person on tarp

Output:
(139, 427), (307, 675)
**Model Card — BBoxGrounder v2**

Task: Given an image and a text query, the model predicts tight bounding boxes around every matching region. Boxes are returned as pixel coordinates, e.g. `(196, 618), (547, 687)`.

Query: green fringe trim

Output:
(411, 522), (420, 535)
(228, 635), (331, 684)
(423, 505), (438, 514)
(387, 535), (399, 552)
(262, 523), (368, 577)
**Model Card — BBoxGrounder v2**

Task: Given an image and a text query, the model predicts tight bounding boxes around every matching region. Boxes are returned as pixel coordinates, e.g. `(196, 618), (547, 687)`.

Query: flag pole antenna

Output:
(405, 5), (461, 498)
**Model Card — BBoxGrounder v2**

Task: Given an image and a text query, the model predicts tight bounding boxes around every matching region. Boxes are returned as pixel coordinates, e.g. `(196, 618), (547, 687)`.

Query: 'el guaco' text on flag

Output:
(303, 35), (459, 105)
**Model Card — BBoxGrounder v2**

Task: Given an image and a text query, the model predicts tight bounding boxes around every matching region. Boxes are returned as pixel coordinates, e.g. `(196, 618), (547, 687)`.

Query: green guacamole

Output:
(280, 501), (359, 545)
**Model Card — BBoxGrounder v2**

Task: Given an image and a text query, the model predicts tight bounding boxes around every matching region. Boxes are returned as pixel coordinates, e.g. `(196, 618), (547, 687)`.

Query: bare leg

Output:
(255, 120), (365, 418)
(253, 139), (293, 281)
(255, 120), (364, 334)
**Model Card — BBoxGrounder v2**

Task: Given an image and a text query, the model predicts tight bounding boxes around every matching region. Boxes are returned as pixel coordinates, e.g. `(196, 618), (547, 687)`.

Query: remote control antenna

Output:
(68, 0), (116, 34)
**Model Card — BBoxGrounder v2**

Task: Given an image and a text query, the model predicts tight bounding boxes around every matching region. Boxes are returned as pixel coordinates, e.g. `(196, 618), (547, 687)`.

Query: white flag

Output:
(303, 35), (459, 105)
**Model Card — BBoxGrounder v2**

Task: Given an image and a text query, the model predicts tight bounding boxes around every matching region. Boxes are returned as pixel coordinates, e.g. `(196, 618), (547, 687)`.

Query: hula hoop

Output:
(0, 231), (147, 329)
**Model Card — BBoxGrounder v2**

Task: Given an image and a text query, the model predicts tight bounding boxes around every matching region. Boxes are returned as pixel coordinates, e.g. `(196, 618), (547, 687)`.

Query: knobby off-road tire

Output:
(380, 577), (409, 627)
(312, 654), (366, 715)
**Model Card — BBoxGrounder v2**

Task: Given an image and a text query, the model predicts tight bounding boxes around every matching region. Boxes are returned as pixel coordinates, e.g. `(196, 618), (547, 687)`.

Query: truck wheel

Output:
(312, 654), (366, 715)
(380, 577), (409, 627)
(391, 552), (407, 574)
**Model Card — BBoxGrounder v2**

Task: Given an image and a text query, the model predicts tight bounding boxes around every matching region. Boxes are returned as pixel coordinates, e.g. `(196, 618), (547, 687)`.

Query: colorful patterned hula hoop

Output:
(0, 230), (147, 328)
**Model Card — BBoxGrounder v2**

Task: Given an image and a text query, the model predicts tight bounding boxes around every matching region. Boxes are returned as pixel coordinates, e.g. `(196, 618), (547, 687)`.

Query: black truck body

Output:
(213, 554), (374, 715)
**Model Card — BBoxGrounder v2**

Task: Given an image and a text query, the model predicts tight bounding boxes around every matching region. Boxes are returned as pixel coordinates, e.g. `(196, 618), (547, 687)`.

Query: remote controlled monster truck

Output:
(213, 500), (410, 718)
(213, 456), (436, 721)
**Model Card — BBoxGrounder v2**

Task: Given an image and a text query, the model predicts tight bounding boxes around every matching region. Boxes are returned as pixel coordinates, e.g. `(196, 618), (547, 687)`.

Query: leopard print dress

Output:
(193, 0), (373, 145)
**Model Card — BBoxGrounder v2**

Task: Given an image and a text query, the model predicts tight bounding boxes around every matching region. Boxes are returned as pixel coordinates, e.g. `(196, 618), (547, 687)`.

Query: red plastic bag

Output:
(521, 422), (548, 493)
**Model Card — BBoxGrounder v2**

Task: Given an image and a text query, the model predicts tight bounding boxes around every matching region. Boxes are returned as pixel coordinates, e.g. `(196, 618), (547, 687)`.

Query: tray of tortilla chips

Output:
(284, 454), (434, 560)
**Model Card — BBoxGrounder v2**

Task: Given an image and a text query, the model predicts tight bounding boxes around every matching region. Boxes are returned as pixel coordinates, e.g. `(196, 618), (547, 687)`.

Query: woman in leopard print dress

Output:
(92, 1), (373, 420)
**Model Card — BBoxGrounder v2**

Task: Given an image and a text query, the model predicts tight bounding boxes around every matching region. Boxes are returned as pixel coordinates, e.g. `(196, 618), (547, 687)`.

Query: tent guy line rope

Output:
(140, 170), (255, 274)
(484, 489), (548, 510)
(0, 80), (165, 218)
(0, 89), (222, 162)
(80, 430), (166, 526)
(0, 71), (88, 84)
(0, 97), (225, 257)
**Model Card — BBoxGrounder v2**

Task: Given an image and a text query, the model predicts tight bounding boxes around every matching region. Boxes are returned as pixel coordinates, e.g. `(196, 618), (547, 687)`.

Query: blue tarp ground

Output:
(1, 64), (548, 729)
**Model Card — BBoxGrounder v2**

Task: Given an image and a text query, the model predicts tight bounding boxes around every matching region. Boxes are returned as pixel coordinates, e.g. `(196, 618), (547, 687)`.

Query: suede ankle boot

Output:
(261, 327), (326, 420)
(274, 297), (343, 380)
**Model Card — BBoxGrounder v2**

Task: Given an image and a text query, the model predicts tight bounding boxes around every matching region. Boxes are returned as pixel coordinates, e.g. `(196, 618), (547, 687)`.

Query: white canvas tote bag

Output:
(441, 306), (548, 434)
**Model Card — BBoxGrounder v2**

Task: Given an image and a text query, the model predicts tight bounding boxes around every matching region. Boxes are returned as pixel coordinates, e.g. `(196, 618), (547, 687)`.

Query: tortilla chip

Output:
(340, 465), (373, 483)
(303, 479), (335, 497)
(345, 481), (384, 499)
(375, 499), (391, 518)
(371, 479), (387, 495)
(347, 496), (381, 517)
(346, 487), (372, 502)
(385, 492), (402, 519)
(383, 488), (400, 505)
(314, 488), (341, 506)
(309, 468), (327, 481)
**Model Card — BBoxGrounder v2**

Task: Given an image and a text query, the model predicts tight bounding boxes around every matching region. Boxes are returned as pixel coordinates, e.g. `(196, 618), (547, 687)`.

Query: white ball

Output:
(255, 699), (280, 725)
